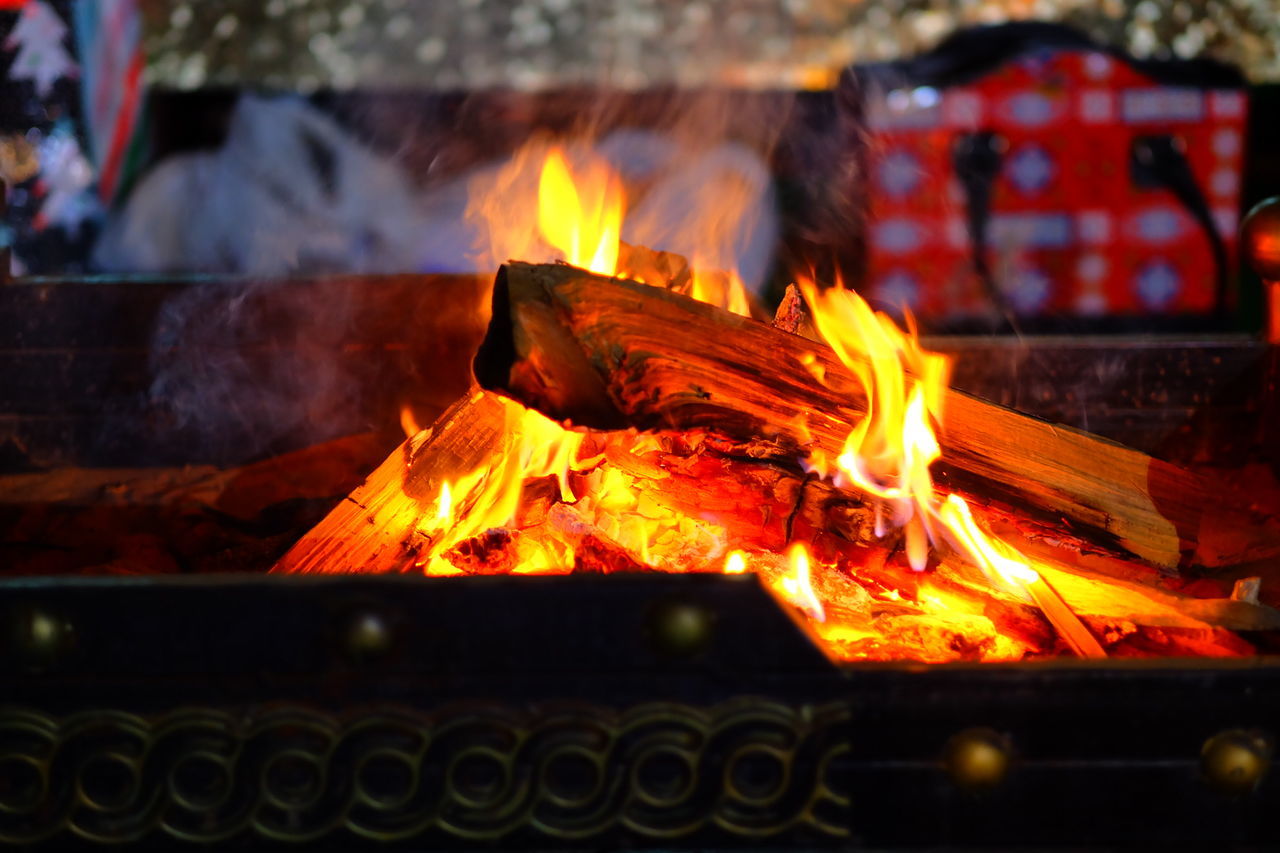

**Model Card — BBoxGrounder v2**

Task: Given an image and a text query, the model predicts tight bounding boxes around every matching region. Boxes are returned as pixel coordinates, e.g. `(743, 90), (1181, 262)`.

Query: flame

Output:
(778, 542), (825, 622)
(417, 396), (591, 575)
(937, 494), (1039, 587)
(537, 148), (624, 276)
(469, 137), (756, 314)
(400, 403), (424, 439)
(689, 264), (752, 317)
(798, 274), (1101, 654)
(436, 481), (452, 524)
(724, 550), (747, 574)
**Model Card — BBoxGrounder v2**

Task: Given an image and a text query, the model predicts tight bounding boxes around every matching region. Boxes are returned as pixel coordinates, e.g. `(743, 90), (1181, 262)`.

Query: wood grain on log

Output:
(474, 262), (1280, 573)
(273, 391), (512, 575)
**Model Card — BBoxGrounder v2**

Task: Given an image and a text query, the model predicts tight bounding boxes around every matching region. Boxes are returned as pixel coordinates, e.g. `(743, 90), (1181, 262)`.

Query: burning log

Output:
(473, 262), (1280, 574)
(275, 389), (1269, 660)
(275, 391), (513, 575)
(276, 261), (1277, 661)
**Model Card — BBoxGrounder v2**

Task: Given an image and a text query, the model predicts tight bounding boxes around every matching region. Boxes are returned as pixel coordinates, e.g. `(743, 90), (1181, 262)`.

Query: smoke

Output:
(96, 95), (428, 275)
(146, 276), (374, 465)
(451, 88), (802, 296)
(122, 83), (859, 463)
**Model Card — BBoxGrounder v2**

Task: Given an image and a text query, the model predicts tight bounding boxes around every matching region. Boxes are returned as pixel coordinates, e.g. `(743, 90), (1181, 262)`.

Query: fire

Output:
(348, 137), (1119, 661)
(798, 275), (1105, 657)
(536, 148), (623, 276)
(778, 543), (825, 622)
(470, 138), (753, 313)
(393, 266), (1106, 659)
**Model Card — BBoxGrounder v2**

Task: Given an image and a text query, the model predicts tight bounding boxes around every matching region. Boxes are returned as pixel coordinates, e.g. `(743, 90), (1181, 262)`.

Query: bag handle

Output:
(1129, 134), (1230, 315)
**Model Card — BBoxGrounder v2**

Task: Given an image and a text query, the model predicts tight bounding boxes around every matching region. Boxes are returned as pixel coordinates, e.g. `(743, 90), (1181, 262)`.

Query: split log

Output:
(473, 262), (1280, 574)
(274, 391), (513, 574)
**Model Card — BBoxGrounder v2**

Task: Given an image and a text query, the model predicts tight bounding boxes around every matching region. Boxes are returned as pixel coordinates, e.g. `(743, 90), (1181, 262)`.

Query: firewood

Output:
(274, 391), (513, 574)
(273, 402), (1273, 656)
(473, 262), (1280, 574)
(592, 430), (1269, 641)
(616, 242), (691, 293)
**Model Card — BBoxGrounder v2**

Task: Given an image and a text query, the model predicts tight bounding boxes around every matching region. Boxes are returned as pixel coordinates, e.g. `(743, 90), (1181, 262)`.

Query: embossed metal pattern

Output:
(0, 700), (851, 845)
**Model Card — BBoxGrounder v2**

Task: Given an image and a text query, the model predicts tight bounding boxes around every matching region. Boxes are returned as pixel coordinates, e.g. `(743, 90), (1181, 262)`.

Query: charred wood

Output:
(474, 262), (1280, 574)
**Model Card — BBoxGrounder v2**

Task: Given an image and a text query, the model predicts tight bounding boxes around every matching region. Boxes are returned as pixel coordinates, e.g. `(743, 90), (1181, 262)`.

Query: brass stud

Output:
(943, 728), (1012, 792)
(1241, 197), (1280, 282)
(7, 606), (74, 671)
(344, 610), (394, 662)
(646, 600), (714, 658)
(1201, 729), (1272, 794)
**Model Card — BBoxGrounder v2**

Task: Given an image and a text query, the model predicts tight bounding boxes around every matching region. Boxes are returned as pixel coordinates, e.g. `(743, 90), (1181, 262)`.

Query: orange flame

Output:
(400, 403), (424, 439)
(690, 264), (752, 317)
(470, 137), (754, 313)
(778, 542), (825, 622)
(537, 148), (624, 276)
(798, 274), (1103, 656)
(418, 396), (591, 575)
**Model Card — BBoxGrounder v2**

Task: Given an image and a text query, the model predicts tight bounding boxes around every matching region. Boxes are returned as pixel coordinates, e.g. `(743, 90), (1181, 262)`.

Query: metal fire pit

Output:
(3, 206), (1280, 847)
(2, 573), (1280, 848)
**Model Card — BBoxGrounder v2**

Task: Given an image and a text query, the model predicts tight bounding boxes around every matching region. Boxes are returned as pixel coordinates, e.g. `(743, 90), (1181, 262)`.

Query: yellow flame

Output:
(724, 550), (747, 574)
(537, 147), (623, 276)
(937, 494), (1040, 586)
(436, 481), (452, 524)
(419, 398), (592, 575)
(798, 274), (1048, 597)
(778, 542), (825, 622)
(472, 137), (757, 314)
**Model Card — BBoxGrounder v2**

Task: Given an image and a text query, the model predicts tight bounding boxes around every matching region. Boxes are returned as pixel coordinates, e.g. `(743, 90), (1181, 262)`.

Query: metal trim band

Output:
(0, 699), (852, 845)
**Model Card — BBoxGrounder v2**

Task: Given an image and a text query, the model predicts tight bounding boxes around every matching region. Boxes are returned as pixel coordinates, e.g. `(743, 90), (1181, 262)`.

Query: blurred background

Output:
(2, 0), (1279, 333)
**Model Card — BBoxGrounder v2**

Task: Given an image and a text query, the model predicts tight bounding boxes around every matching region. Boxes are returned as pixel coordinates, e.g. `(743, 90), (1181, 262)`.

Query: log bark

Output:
(473, 262), (1280, 573)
